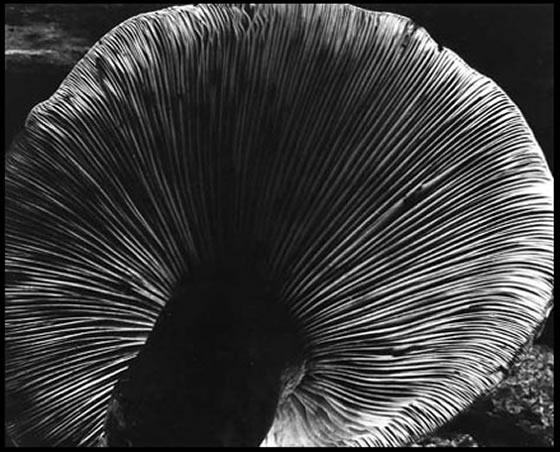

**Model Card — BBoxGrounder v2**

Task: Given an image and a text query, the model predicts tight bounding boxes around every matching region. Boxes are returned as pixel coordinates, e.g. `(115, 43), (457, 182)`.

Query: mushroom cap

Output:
(5, 3), (553, 447)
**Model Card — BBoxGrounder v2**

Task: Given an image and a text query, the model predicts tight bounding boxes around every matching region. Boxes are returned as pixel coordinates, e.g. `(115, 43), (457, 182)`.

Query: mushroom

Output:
(5, 3), (553, 447)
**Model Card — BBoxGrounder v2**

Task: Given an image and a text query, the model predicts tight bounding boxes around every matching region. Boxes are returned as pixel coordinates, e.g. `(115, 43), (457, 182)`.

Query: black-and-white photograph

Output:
(5, 4), (553, 447)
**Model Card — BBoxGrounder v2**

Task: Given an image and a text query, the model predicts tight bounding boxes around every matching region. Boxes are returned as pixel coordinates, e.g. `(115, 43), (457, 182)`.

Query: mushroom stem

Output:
(104, 264), (305, 446)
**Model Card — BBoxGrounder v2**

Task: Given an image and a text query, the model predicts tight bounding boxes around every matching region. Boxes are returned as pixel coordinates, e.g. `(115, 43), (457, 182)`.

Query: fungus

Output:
(5, 3), (553, 447)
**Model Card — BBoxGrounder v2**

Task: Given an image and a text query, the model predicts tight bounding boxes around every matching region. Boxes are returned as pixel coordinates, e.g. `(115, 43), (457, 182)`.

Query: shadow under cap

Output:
(104, 265), (306, 447)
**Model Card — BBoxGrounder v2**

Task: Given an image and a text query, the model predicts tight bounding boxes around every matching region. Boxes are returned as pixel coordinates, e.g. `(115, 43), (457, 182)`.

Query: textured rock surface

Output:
(411, 344), (554, 447)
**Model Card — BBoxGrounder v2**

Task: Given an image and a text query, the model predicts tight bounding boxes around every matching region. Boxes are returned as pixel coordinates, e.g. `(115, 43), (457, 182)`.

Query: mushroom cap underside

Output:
(5, 3), (553, 447)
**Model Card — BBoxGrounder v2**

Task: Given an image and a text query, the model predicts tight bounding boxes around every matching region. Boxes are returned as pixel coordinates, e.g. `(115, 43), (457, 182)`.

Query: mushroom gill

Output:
(5, 3), (553, 448)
